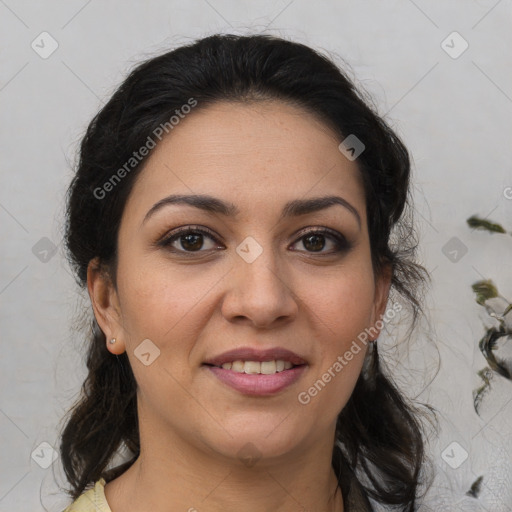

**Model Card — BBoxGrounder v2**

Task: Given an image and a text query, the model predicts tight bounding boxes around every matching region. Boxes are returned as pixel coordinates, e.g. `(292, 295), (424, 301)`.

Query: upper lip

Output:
(203, 347), (308, 367)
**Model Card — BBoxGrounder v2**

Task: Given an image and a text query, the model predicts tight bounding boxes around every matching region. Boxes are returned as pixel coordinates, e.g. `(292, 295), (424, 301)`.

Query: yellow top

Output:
(63, 478), (112, 512)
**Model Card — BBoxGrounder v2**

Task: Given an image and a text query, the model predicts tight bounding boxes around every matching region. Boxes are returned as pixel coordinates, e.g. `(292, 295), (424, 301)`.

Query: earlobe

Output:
(369, 263), (393, 340)
(87, 258), (126, 354)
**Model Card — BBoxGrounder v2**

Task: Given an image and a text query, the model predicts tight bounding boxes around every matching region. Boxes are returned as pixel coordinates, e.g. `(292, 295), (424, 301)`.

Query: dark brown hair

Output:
(60, 33), (434, 511)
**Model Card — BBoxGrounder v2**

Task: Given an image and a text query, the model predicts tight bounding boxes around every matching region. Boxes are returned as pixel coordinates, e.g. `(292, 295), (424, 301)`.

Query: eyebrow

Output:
(142, 193), (361, 229)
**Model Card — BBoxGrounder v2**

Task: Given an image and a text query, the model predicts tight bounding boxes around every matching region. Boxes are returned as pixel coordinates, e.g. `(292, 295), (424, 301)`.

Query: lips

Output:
(203, 347), (308, 396)
(206, 364), (307, 395)
(202, 347), (307, 367)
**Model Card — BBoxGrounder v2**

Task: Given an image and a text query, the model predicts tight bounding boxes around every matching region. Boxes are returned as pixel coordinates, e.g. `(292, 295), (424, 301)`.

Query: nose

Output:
(221, 242), (299, 329)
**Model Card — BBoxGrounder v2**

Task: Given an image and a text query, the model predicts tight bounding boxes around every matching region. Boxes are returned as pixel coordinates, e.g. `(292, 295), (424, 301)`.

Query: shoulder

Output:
(62, 478), (112, 512)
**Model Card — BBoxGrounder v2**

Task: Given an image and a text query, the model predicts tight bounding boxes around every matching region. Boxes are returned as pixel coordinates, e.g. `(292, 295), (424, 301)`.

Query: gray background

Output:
(1, 1), (511, 510)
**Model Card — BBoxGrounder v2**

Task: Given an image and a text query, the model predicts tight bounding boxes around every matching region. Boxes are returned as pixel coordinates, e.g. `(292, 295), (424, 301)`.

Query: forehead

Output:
(124, 100), (366, 223)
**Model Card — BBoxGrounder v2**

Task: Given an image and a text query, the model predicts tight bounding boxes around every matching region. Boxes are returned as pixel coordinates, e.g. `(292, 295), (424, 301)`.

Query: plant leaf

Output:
(472, 279), (498, 305)
(467, 215), (506, 233)
(466, 475), (484, 498)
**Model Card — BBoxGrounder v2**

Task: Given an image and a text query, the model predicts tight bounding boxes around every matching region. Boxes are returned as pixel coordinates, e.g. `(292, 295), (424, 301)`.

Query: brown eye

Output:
(303, 233), (326, 252)
(179, 233), (205, 251)
(291, 228), (351, 254)
(158, 226), (223, 254)
(157, 226), (351, 256)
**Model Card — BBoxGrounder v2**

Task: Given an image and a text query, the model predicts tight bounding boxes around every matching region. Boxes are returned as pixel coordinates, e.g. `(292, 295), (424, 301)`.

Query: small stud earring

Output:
(109, 338), (116, 344)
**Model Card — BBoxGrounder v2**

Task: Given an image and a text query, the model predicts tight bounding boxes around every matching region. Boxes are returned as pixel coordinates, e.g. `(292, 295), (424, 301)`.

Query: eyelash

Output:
(156, 225), (351, 256)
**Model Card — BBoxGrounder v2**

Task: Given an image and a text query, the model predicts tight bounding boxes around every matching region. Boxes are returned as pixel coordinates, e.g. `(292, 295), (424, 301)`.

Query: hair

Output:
(60, 33), (434, 511)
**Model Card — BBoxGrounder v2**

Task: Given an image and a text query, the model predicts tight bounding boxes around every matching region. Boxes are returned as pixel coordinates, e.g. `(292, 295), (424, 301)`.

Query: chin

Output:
(203, 422), (307, 464)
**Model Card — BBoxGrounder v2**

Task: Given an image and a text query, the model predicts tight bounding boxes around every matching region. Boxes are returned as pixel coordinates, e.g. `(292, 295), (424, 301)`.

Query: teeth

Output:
(260, 361), (276, 374)
(219, 360), (296, 374)
(244, 361), (261, 374)
(231, 361), (244, 372)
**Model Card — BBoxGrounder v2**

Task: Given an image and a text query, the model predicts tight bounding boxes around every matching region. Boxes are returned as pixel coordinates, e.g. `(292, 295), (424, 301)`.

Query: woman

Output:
(60, 33), (433, 511)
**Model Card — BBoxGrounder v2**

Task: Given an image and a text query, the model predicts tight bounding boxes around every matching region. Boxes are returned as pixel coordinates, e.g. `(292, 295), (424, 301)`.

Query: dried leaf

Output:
(466, 475), (484, 498)
(467, 215), (506, 233)
(472, 279), (498, 305)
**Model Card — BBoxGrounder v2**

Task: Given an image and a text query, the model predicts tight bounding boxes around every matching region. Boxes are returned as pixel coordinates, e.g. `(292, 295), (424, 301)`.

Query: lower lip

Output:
(205, 365), (307, 395)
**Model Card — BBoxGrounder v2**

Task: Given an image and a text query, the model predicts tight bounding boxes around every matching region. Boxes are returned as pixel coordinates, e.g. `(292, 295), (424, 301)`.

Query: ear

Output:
(87, 257), (126, 355)
(368, 262), (393, 340)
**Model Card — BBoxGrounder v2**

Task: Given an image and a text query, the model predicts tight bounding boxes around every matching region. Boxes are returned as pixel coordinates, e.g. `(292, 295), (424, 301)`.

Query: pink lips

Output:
(206, 365), (307, 395)
(203, 346), (308, 396)
(203, 347), (307, 367)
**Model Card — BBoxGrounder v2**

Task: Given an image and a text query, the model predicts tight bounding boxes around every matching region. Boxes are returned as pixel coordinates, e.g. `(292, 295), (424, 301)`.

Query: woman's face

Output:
(92, 100), (391, 464)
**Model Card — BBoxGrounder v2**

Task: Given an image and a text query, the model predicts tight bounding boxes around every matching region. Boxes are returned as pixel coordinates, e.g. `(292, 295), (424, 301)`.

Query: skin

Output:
(89, 100), (392, 512)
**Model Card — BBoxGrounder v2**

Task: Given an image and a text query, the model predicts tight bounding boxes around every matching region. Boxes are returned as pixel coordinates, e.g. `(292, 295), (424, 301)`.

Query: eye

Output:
(157, 225), (223, 253)
(156, 225), (351, 256)
(290, 228), (351, 254)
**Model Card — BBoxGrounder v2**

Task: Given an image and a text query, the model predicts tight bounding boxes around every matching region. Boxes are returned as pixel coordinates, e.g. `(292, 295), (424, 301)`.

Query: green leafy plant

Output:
(467, 216), (512, 414)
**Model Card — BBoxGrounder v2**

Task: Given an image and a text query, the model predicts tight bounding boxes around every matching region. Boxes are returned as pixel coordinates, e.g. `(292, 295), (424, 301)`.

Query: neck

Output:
(104, 413), (344, 512)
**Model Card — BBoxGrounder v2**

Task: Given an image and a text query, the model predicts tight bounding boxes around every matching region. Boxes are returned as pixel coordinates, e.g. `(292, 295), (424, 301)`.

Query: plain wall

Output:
(1, 1), (511, 510)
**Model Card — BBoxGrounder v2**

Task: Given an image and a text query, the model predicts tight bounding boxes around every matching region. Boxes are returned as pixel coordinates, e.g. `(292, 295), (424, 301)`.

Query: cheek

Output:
(297, 267), (375, 413)
(305, 267), (376, 347)
(116, 258), (220, 343)
(115, 261), (214, 402)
